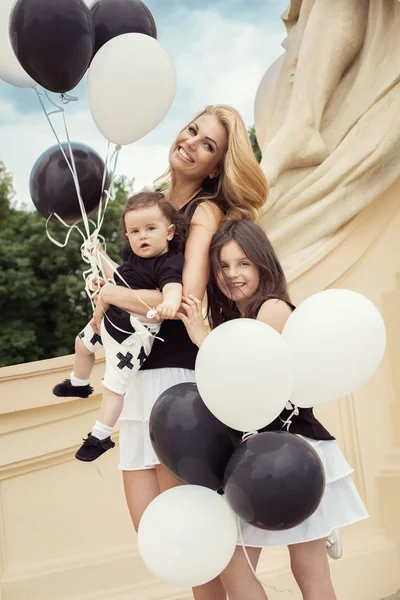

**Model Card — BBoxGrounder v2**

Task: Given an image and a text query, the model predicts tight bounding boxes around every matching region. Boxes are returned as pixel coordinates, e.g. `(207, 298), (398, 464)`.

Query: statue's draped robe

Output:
(258, 1), (400, 270)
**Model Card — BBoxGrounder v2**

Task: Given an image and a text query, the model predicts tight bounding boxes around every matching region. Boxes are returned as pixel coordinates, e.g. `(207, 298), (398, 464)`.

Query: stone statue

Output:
(257, 0), (400, 271)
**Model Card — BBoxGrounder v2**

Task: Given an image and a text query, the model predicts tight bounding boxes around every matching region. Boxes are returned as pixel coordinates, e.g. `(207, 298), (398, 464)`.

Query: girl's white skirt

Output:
(118, 367), (196, 471)
(240, 437), (369, 547)
(118, 369), (368, 546)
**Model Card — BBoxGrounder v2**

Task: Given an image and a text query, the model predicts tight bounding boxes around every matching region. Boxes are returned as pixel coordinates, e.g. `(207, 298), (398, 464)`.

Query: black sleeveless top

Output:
(140, 195), (203, 371)
(256, 300), (334, 441)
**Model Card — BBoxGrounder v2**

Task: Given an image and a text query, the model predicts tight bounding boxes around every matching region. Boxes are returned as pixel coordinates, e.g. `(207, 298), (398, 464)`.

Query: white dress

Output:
(118, 367), (196, 471)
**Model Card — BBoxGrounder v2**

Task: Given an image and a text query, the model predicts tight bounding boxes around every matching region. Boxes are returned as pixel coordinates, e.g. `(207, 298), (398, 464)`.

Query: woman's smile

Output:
(177, 145), (194, 163)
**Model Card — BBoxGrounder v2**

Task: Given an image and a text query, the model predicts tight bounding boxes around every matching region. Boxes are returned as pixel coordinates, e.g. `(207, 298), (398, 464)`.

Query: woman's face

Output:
(169, 113), (228, 181)
(216, 241), (260, 309)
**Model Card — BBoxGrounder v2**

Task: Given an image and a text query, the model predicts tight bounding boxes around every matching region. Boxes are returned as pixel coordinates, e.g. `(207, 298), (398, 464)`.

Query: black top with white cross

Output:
(104, 248), (183, 344)
(140, 194), (204, 371)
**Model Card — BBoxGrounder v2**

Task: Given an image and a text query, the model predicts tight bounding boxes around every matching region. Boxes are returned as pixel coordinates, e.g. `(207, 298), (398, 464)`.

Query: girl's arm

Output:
(256, 299), (293, 334)
(178, 296), (209, 347)
(182, 201), (222, 299)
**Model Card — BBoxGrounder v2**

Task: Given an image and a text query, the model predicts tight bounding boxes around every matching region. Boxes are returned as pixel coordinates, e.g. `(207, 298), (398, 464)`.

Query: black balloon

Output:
(224, 432), (325, 531)
(150, 383), (242, 491)
(91, 0), (157, 58)
(10, 0), (94, 93)
(30, 143), (108, 222)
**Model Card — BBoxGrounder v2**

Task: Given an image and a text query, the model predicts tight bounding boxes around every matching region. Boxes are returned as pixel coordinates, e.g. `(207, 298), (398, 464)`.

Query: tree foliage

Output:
(248, 125), (262, 163)
(0, 163), (132, 367)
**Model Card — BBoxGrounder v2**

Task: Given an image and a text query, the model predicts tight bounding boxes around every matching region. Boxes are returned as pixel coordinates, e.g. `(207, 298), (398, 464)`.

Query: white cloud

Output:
(171, 8), (284, 124)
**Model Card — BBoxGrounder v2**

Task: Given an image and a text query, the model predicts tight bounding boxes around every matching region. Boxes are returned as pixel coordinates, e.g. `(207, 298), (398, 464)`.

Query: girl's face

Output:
(217, 241), (260, 310)
(169, 113), (228, 181)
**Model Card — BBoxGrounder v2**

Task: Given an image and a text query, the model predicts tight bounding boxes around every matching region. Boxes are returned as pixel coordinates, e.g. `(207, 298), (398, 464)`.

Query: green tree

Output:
(248, 125), (262, 163)
(0, 164), (132, 367)
(0, 162), (14, 229)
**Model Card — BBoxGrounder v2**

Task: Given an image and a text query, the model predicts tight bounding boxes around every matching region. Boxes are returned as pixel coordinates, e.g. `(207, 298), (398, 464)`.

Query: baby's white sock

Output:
(91, 421), (113, 440)
(70, 372), (90, 387)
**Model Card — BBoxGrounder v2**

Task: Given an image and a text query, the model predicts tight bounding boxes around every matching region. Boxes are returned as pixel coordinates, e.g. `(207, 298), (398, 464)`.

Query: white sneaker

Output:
(326, 529), (343, 559)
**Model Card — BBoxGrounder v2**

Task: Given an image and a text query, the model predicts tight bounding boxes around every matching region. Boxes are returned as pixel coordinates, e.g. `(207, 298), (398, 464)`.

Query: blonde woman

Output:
(93, 105), (268, 600)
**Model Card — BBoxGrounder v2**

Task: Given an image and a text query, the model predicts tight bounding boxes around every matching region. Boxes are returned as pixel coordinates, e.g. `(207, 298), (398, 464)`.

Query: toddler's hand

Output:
(156, 299), (180, 320)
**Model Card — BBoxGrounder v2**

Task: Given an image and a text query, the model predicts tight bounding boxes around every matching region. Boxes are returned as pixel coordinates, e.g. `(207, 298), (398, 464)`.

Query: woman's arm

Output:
(182, 201), (222, 299)
(99, 284), (163, 315)
(256, 299), (293, 334)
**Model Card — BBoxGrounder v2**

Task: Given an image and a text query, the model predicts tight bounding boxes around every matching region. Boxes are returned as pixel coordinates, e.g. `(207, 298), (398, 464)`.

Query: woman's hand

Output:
(93, 286), (110, 333)
(93, 302), (105, 333)
(89, 316), (101, 336)
(178, 295), (208, 348)
(89, 276), (106, 293)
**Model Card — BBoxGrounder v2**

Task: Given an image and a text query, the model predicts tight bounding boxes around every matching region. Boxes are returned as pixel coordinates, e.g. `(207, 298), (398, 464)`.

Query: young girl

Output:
(179, 219), (368, 600)
(55, 191), (188, 462)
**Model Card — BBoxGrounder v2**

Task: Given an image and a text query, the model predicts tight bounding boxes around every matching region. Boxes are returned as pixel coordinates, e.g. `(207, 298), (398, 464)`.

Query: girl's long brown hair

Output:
(207, 220), (292, 328)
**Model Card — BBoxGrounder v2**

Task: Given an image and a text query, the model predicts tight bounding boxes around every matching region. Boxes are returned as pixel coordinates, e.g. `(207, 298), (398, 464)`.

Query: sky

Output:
(0, 0), (288, 209)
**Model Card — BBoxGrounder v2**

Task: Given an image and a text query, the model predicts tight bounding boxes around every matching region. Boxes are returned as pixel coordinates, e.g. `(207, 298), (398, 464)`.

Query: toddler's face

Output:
(125, 205), (174, 258)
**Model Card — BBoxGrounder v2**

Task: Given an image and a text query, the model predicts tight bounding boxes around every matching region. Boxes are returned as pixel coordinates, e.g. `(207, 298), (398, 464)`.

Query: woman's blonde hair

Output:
(157, 105), (268, 221)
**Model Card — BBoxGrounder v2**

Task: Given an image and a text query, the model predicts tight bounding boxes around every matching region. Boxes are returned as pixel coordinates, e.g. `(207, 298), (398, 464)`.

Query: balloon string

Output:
(35, 88), (92, 239)
(237, 518), (292, 595)
(280, 403), (300, 432)
(60, 95), (91, 240)
(97, 144), (121, 233)
(96, 142), (111, 234)
(35, 88), (117, 302)
(45, 213), (86, 248)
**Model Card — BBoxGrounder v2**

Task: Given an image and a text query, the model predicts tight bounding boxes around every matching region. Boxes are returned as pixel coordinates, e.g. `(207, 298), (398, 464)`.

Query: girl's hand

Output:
(178, 295), (208, 348)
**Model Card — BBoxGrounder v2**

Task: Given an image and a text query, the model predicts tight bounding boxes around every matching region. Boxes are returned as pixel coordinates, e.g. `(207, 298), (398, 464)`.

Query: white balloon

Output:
(195, 319), (294, 432)
(138, 485), (238, 587)
(0, 0), (37, 88)
(282, 289), (387, 408)
(87, 33), (176, 145)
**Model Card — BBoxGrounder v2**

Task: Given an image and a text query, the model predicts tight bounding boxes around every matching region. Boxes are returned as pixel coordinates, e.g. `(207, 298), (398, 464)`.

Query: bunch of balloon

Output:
(141, 320), (298, 587)
(194, 317), (326, 531)
(140, 291), (386, 587)
(1, 0), (159, 93)
(2, 0), (176, 298)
